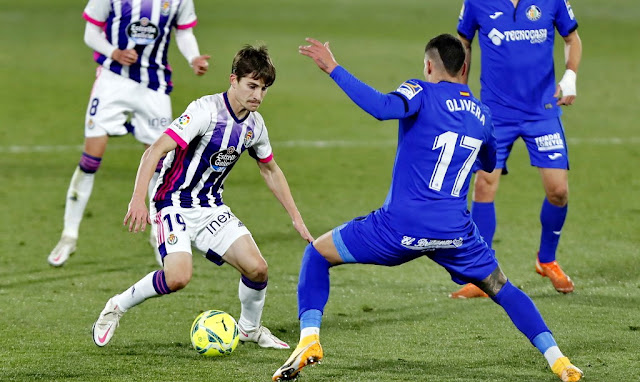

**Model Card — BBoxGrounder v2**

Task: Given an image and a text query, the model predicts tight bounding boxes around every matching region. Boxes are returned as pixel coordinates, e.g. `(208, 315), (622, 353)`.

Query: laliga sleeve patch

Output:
(172, 113), (192, 131)
(395, 80), (423, 100)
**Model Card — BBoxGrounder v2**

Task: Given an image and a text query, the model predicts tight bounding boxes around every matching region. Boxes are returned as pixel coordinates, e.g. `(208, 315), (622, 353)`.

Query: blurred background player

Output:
(47, 0), (211, 267)
(450, 0), (582, 298)
(92, 45), (313, 349)
(273, 35), (582, 382)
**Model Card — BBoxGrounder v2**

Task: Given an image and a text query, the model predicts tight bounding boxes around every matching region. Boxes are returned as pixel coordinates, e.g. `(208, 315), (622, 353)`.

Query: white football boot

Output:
(92, 297), (126, 347)
(238, 324), (290, 349)
(47, 236), (77, 267)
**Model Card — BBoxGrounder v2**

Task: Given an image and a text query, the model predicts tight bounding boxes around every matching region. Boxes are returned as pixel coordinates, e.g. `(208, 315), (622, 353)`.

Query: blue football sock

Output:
(471, 201), (496, 247)
(298, 244), (331, 325)
(491, 281), (550, 343)
(538, 198), (567, 263)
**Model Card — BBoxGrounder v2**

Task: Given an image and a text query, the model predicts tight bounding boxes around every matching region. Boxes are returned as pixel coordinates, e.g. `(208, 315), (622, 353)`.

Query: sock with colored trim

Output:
(238, 275), (267, 331)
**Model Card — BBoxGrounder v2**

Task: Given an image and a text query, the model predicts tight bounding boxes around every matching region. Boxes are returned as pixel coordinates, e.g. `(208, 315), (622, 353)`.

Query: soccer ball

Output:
(190, 310), (240, 356)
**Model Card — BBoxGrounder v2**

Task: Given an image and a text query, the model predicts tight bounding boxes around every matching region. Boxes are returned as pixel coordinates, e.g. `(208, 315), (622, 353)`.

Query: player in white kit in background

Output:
(48, 0), (211, 267)
(92, 45), (314, 349)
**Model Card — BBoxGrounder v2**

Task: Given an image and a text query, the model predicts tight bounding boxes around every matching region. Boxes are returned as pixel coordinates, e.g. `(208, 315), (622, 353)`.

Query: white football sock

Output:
(237, 280), (266, 331)
(300, 327), (319, 341)
(113, 271), (160, 311)
(62, 167), (95, 239)
(543, 346), (564, 368)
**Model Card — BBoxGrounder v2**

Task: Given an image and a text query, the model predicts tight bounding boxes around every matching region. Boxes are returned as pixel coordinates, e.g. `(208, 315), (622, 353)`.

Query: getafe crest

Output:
(526, 5), (542, 21)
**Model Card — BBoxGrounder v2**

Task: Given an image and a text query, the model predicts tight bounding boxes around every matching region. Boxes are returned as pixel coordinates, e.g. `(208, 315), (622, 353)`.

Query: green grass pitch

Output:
(1, 0), (639, 381)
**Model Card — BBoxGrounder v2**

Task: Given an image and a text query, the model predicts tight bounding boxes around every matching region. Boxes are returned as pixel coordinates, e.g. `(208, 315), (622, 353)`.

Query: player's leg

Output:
(273, 230), (341, 381)
(132, 84), (171, 265)
(47, 136), (108, 267)
(222, 234), (289, 349)
(481, 267), (582, 381)
(434, 234), (582, 381)
(93, 205), (194, 346)
(535, 167), (573, 292)
(275, 213), (409, 381)
(48, 68), (132, 266)
(92, 251), (191, 346)
(192, 205), (288, 349)
(523, 118), (573, 293)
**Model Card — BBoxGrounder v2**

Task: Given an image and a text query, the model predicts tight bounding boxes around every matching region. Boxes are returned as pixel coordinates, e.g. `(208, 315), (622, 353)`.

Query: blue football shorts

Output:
(331, 210), (499, 285)
(492, 117), (570, 174)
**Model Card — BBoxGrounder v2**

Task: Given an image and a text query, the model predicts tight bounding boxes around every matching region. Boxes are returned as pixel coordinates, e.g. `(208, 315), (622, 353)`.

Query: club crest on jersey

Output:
(210, 146), (240, 172)
(526, 5), (542, 21)
(244, 130), (254, 147)
(126, 17), (159, 45)
(167, 233), (178, 245)
(396, 80), (423, 100)
(161, 0), (171, 16)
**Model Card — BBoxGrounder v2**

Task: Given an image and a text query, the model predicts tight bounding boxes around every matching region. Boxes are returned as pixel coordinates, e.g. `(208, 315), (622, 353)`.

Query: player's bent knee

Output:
(165, 272), (192, 291)
(474, 266), (508, 297)
(244, 261), (268, 283)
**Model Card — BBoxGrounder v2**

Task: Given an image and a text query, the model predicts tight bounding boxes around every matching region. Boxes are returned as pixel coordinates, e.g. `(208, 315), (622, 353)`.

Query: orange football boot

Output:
(536, 256), (575, 293)
(449, 283), (489, 299)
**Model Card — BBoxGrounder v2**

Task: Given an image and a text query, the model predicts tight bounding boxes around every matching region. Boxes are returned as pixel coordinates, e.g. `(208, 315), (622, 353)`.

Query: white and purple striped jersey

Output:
(153, 92), (273, 210)
(83, 0), (198, 94)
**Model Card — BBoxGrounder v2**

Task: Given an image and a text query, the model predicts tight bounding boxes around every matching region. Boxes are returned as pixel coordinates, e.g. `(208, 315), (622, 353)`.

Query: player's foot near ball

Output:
(47, 235), (77, 267)
(552, 356), (583, 381)
(92, 297), (125, 347)
(272, 334), (323, 381)
(238, 324), (290, 349)
(536, 258), (574, 293)
(449, 283), (488, 299)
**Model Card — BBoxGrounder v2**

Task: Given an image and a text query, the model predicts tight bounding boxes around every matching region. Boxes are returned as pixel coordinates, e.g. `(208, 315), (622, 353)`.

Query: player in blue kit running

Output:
(451, 0), (582, 299)
(272, 34), (582, 382)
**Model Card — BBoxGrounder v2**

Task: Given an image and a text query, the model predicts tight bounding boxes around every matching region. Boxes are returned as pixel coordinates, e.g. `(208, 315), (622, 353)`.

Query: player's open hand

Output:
(192, 55), (211, 76)
(111, 49), (139, 66)
(124, 197), (151, 233)
(299, 38), (339, 75)
(293, 218), (314, 243)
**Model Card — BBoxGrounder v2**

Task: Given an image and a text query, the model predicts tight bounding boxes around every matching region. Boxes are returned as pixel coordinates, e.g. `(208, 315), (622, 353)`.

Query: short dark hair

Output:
(231, 45), (276, 87)
(425, 34), (466, 76)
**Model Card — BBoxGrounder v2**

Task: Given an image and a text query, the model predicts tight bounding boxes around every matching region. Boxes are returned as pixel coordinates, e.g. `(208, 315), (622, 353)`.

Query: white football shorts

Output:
(85, 67), (172, 145)
(151, 204), (252, 263)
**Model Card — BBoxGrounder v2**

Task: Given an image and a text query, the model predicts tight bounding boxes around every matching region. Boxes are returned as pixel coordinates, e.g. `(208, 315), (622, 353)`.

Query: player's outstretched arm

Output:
(124, 134), (177, 233)
(257, 159), (314, 243)
(555, 30), (582, 106)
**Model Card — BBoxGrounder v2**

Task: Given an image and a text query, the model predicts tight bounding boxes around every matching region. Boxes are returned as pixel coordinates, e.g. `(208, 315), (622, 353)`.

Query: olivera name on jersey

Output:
(445, 98), (486, 126)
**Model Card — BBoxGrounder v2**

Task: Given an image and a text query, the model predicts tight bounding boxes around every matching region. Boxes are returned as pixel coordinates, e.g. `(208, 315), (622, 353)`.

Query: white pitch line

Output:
(1, 137), (638, 154)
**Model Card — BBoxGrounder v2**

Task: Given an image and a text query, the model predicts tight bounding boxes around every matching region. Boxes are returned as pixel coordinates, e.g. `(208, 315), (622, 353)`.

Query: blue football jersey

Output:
(378, 80), (496, 237)
(457, 0), (578, 121)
